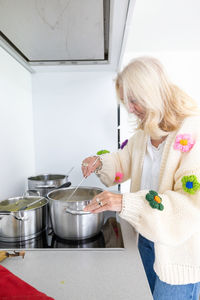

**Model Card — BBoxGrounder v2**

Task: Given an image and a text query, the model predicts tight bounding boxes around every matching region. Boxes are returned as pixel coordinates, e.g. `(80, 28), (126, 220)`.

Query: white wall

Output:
(0, 47), (34, 199)
(32, 71), (118, 190)
(125, 0), (200, 53)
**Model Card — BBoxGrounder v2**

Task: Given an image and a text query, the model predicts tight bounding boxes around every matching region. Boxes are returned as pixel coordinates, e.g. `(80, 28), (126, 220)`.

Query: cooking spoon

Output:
(66, 166), (74, 177)
(66, 156), (100, 201)
(19, 181), (72, 211)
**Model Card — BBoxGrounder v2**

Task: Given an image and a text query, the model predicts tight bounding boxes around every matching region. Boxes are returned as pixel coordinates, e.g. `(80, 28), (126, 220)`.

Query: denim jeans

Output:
(138, 234), (200, 300)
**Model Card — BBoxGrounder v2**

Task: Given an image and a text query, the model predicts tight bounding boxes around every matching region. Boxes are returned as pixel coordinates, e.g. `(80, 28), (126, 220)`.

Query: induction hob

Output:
(0, 214), (124, 250)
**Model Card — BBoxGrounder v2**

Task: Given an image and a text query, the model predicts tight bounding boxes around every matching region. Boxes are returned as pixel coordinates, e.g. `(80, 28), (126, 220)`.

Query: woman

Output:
(82, 56), (200, 299)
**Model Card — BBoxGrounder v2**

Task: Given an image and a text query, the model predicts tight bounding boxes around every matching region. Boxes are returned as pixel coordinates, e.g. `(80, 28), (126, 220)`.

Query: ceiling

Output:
(0, 0), (136, 72)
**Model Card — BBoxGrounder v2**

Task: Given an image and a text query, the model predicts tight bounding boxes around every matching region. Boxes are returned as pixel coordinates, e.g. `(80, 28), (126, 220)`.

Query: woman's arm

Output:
(96, 134), (136, 187)
(119, 136), (200, 247)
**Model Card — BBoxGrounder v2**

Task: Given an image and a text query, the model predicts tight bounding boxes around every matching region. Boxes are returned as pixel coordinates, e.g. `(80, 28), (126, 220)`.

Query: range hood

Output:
(0, 0), (136, 72)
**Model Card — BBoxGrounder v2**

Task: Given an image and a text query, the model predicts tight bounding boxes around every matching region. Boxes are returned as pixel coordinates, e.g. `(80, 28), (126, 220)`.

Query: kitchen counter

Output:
(1, 217), (152, 300)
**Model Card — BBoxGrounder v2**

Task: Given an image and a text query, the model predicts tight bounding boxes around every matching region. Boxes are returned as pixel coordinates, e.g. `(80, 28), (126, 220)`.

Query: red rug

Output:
(0, 265), (54, 299)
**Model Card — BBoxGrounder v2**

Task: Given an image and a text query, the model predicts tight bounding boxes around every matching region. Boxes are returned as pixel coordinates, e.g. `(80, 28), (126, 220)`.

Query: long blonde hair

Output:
(116, 56), (200, 139)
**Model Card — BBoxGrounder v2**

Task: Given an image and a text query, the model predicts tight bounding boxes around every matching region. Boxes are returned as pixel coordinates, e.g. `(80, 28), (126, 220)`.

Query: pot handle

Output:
(0, 212), (29, 221)
(24, 190), (41, 197)
(11, 213), (29, 221)
(65, 207), (91, 215)
(57, 181), (71, 189)
(0, 211), (10, 216)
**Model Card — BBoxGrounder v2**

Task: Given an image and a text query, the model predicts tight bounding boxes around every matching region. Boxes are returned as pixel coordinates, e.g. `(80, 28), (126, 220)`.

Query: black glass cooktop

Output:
(0, 216), (124, 250)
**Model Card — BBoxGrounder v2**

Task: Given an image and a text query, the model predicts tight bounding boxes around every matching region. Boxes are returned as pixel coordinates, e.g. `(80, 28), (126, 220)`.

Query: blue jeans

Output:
(138, 234), (200, 300)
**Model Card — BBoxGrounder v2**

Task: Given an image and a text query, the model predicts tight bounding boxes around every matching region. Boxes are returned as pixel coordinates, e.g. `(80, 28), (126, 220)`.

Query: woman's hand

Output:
(81, 156), (102, 177)
(84, 191), (123, 213)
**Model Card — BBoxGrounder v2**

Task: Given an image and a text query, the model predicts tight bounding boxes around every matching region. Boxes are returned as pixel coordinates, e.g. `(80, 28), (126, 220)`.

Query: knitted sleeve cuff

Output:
(119, 191), (148, 229)
(94, 156), (103, 174)
(95, 154), (116, 187)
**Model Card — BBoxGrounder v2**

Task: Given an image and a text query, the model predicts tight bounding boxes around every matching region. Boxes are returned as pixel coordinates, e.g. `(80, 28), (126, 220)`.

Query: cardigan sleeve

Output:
(119, 135), (200, 247)
(96, 134), (136, 187)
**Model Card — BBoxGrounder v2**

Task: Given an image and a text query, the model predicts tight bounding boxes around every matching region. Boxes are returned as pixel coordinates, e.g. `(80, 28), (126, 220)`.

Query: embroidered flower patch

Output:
(114, 172), (124, 183)
(120, 139), (128, 150)
(145, 190), (164, 211)
(96, 150), (110, 155)
(181, 175), (200, 194)
(174, 134), (195, 152)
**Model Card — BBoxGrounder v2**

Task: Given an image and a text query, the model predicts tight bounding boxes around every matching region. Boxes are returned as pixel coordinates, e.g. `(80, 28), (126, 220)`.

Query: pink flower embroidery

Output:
(174, 134), (195, 152)
(114, 172), (124, 183)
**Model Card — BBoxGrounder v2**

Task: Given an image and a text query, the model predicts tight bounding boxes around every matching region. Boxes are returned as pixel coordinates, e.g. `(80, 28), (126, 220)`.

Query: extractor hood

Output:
(0, 0), (136, 72)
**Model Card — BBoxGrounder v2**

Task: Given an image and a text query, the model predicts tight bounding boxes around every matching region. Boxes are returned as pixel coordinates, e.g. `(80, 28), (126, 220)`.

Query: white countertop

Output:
(1, 217), (152, 300)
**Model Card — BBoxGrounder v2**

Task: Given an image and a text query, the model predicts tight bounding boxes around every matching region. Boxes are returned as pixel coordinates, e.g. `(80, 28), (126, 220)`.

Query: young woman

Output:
(82, 56), (200, 299)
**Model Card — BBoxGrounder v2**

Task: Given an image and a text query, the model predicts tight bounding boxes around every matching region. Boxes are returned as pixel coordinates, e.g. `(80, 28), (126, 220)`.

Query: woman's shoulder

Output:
(175, 116), (200, 146)
(183, 115), (200, 124)
(122, 130), (147, 154)
(179, 116), (200, 137)
(127, 129), (146, 145)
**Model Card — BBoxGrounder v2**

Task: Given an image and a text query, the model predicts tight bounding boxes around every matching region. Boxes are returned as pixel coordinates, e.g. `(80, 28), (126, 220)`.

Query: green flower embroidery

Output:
(96, 150), (110, 155)
(181, 175), (200, 194)
(145, 190), (164, 211)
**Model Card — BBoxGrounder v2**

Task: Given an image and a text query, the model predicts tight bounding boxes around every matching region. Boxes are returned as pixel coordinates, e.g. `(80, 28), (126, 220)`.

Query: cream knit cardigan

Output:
(98, 116), (200, 285)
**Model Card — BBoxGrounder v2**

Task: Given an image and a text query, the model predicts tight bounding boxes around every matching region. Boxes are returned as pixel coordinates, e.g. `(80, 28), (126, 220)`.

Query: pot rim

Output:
(0, 196), (48, 213)
(28, 173), (68, 181)
(47, 186), (103, 202)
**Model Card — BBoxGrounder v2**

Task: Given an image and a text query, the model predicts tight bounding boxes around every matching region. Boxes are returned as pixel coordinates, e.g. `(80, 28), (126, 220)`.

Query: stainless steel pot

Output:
(28, 174), (69, 197)
(47, 187), (104, 240)
(0, 196), (48, 242)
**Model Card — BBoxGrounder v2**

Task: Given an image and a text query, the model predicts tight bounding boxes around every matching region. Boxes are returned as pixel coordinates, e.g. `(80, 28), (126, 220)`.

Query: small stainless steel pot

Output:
(28, 174), (69, 197)
(47, 187), (104, 240)
(0, 196), (48, 242)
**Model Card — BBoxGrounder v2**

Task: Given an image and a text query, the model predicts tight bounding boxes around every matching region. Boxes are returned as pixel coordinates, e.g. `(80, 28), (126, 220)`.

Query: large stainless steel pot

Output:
(0, 196), (48, 242)
(28, 174), (69, 197)
(47, 187), (104, 240)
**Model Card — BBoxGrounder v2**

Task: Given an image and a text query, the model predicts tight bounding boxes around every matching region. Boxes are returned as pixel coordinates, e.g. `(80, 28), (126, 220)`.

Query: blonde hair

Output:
(116, 56), (200, 139)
